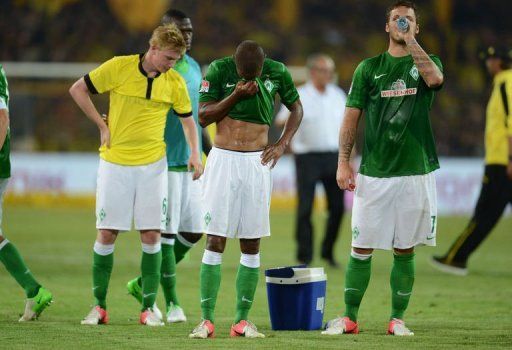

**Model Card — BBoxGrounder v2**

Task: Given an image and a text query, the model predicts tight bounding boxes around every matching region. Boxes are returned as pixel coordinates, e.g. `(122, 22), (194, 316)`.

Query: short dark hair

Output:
(234, 40), (265, 79)
(386, 1), (418, 22)
(163, 9), (188, 21)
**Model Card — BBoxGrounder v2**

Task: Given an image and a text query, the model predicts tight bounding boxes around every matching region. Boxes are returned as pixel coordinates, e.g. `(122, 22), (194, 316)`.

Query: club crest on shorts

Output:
(204, 212), (212, 226)
(352, 226), (360, 240)
(98, 208), (106, 222)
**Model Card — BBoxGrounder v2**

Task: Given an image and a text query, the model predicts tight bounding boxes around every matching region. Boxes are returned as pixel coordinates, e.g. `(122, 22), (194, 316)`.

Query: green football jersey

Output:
(0, 65), (10, 179)
(346, 52), (443, 177)
(199, 57), (299, 125)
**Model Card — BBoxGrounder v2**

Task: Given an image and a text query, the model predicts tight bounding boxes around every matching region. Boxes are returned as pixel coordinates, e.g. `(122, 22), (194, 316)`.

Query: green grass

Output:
(0, 206), (511, 349)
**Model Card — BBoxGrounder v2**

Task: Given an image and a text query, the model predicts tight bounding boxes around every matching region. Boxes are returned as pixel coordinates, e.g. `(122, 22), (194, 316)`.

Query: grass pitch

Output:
(0, 206), (511, 349)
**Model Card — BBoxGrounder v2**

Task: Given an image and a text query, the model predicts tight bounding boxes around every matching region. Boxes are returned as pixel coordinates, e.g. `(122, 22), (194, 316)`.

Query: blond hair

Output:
(149, 23), (186, 54)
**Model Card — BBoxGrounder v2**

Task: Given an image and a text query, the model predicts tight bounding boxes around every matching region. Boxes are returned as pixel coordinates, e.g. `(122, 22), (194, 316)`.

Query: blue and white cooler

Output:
(265, 266), (327, 330)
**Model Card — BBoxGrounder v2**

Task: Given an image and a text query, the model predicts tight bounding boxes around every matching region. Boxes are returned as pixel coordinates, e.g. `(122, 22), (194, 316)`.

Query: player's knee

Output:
(205, 235), (226, 253)
(140, 230), (161, 245)
(352, 247), (373, 255)
(97, 229), (118, 244)
(240, 238), (260, 254)
(394, 247), (414, 255)
(180, 232), (202, 244)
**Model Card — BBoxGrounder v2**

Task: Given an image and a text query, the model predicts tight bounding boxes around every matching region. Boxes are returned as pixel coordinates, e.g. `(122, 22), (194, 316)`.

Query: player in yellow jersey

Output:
(69, 23), (202, 326)
(431, 46), (512, 275)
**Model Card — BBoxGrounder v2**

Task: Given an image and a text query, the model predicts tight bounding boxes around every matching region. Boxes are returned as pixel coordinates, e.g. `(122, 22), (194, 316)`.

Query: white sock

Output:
(202, 249), (222, 265)
(351, 249), (372, 260)
(0, 239), (9, 251)
(93, 241), (115, 256)
(161, 237), (175, 246)
(240, 253), (260, 268)
(141, 242), (161, 254)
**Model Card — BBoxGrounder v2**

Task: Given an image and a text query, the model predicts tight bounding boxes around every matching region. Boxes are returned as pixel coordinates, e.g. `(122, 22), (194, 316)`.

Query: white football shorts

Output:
(202, 147), (272, 239)
(96, 157), (168, 231)
(351, 172), (438, 250)
(0, 178), (8, 235)
(164, 170), (204, 234)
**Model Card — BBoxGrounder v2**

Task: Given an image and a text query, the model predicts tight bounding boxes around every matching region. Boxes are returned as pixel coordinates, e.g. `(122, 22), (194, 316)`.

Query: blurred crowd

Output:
(1, 0), (511, 156)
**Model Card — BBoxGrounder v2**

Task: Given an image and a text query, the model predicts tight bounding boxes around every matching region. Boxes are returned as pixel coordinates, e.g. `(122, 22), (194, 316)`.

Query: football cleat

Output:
(19, 287), (53, 322)
(230, 320), (265, 338)
(81, 305), (108, 325)
(140, 308), (164, 326)
(126, 278), (163, 321)
(166, 303), (187, 323)
(429, 256), (468, 276)
(189, 320), (215, 338)
(321, 316), (359, 335)
(388, 318), (414, 336)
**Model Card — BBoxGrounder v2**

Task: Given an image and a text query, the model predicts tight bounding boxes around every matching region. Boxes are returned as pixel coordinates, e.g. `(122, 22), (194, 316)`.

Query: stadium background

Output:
(0, 0), (511, 349)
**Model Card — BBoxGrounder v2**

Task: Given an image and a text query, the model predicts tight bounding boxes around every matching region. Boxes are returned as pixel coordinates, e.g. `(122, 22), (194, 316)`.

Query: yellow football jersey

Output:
(485, 69), (512, 165)
(85, 54), (192, 165)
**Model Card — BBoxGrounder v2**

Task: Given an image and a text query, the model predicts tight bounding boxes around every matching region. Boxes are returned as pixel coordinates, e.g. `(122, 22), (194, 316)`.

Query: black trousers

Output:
(295, 152), (344, 263)
(444, 165), (512, 263)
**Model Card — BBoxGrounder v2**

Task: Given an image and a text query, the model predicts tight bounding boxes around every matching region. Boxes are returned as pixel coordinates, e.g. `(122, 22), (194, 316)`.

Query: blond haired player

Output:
(69, 23), (202, 326)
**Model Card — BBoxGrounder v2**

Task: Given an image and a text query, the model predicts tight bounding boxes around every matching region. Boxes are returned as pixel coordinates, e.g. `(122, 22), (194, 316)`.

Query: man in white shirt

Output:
(276, 54), (347, 267)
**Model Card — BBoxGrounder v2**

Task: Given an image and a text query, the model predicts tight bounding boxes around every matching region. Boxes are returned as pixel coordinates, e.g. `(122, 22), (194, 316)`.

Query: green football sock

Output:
(174, 235), (194, 264)
(390, 253), (415, 320)
(160, 242), (179, 307)
(200, 263), (221, 322)
(141, 250), (162, 310)
(344, 254), (372, 322)
(0, 240), (41, 298)
(92, 251), (113, 309)
(234, 264), (259, 323)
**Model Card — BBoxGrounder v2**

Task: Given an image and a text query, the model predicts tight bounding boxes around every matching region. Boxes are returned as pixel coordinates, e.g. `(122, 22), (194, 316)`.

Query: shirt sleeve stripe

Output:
(174, 110), (192, 118)
(84, 74), (99, 94)
(499, 82), (509, 121)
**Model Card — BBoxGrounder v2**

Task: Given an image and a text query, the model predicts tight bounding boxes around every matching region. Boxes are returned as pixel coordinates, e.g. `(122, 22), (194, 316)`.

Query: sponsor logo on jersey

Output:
(199, 80), (210, 93)
(409, 65), (419, 80)
(381, 79), (417, 98)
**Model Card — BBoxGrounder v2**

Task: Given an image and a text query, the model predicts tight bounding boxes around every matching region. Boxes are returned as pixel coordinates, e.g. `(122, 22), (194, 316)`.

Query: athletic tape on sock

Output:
(176, 233), (195, 248)
(202, 249), (222, 265)
(161, 237), (175, 246)
(0, 239), (9, 251)
(351, 249), (372, 260)
(240, 253), (260, 268)
(93, 241), (115, 256)
(141, 242), (161, 254)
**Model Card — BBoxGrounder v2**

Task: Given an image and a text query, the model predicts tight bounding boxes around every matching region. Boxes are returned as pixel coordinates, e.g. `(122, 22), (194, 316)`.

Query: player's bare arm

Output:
(69, 77), (110, 147)
(0, 109), (8, 150)
(261, 99), (303, 168)
(403, 34), (443, 88)
(179, 115), (203, 180)
(198, 80), (258, 127)
(337, 107), (362, 191)
(201, 128), (213, 155)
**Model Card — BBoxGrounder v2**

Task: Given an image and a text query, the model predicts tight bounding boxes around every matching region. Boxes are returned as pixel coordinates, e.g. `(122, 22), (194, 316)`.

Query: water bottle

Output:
(397, 17), (409, 32)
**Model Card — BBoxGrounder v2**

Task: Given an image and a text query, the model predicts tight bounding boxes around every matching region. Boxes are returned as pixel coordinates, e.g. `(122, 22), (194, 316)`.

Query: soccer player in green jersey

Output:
(127, 9), (210, 324)
(188, 41), (303, 339)
(323, 1), (443, 336)
(0, 65), (53, 322)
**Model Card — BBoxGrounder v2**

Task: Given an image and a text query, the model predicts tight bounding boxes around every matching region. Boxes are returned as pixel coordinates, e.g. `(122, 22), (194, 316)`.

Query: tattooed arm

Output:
(405, 37), (443, 88)
(336, 107), (362, 191)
